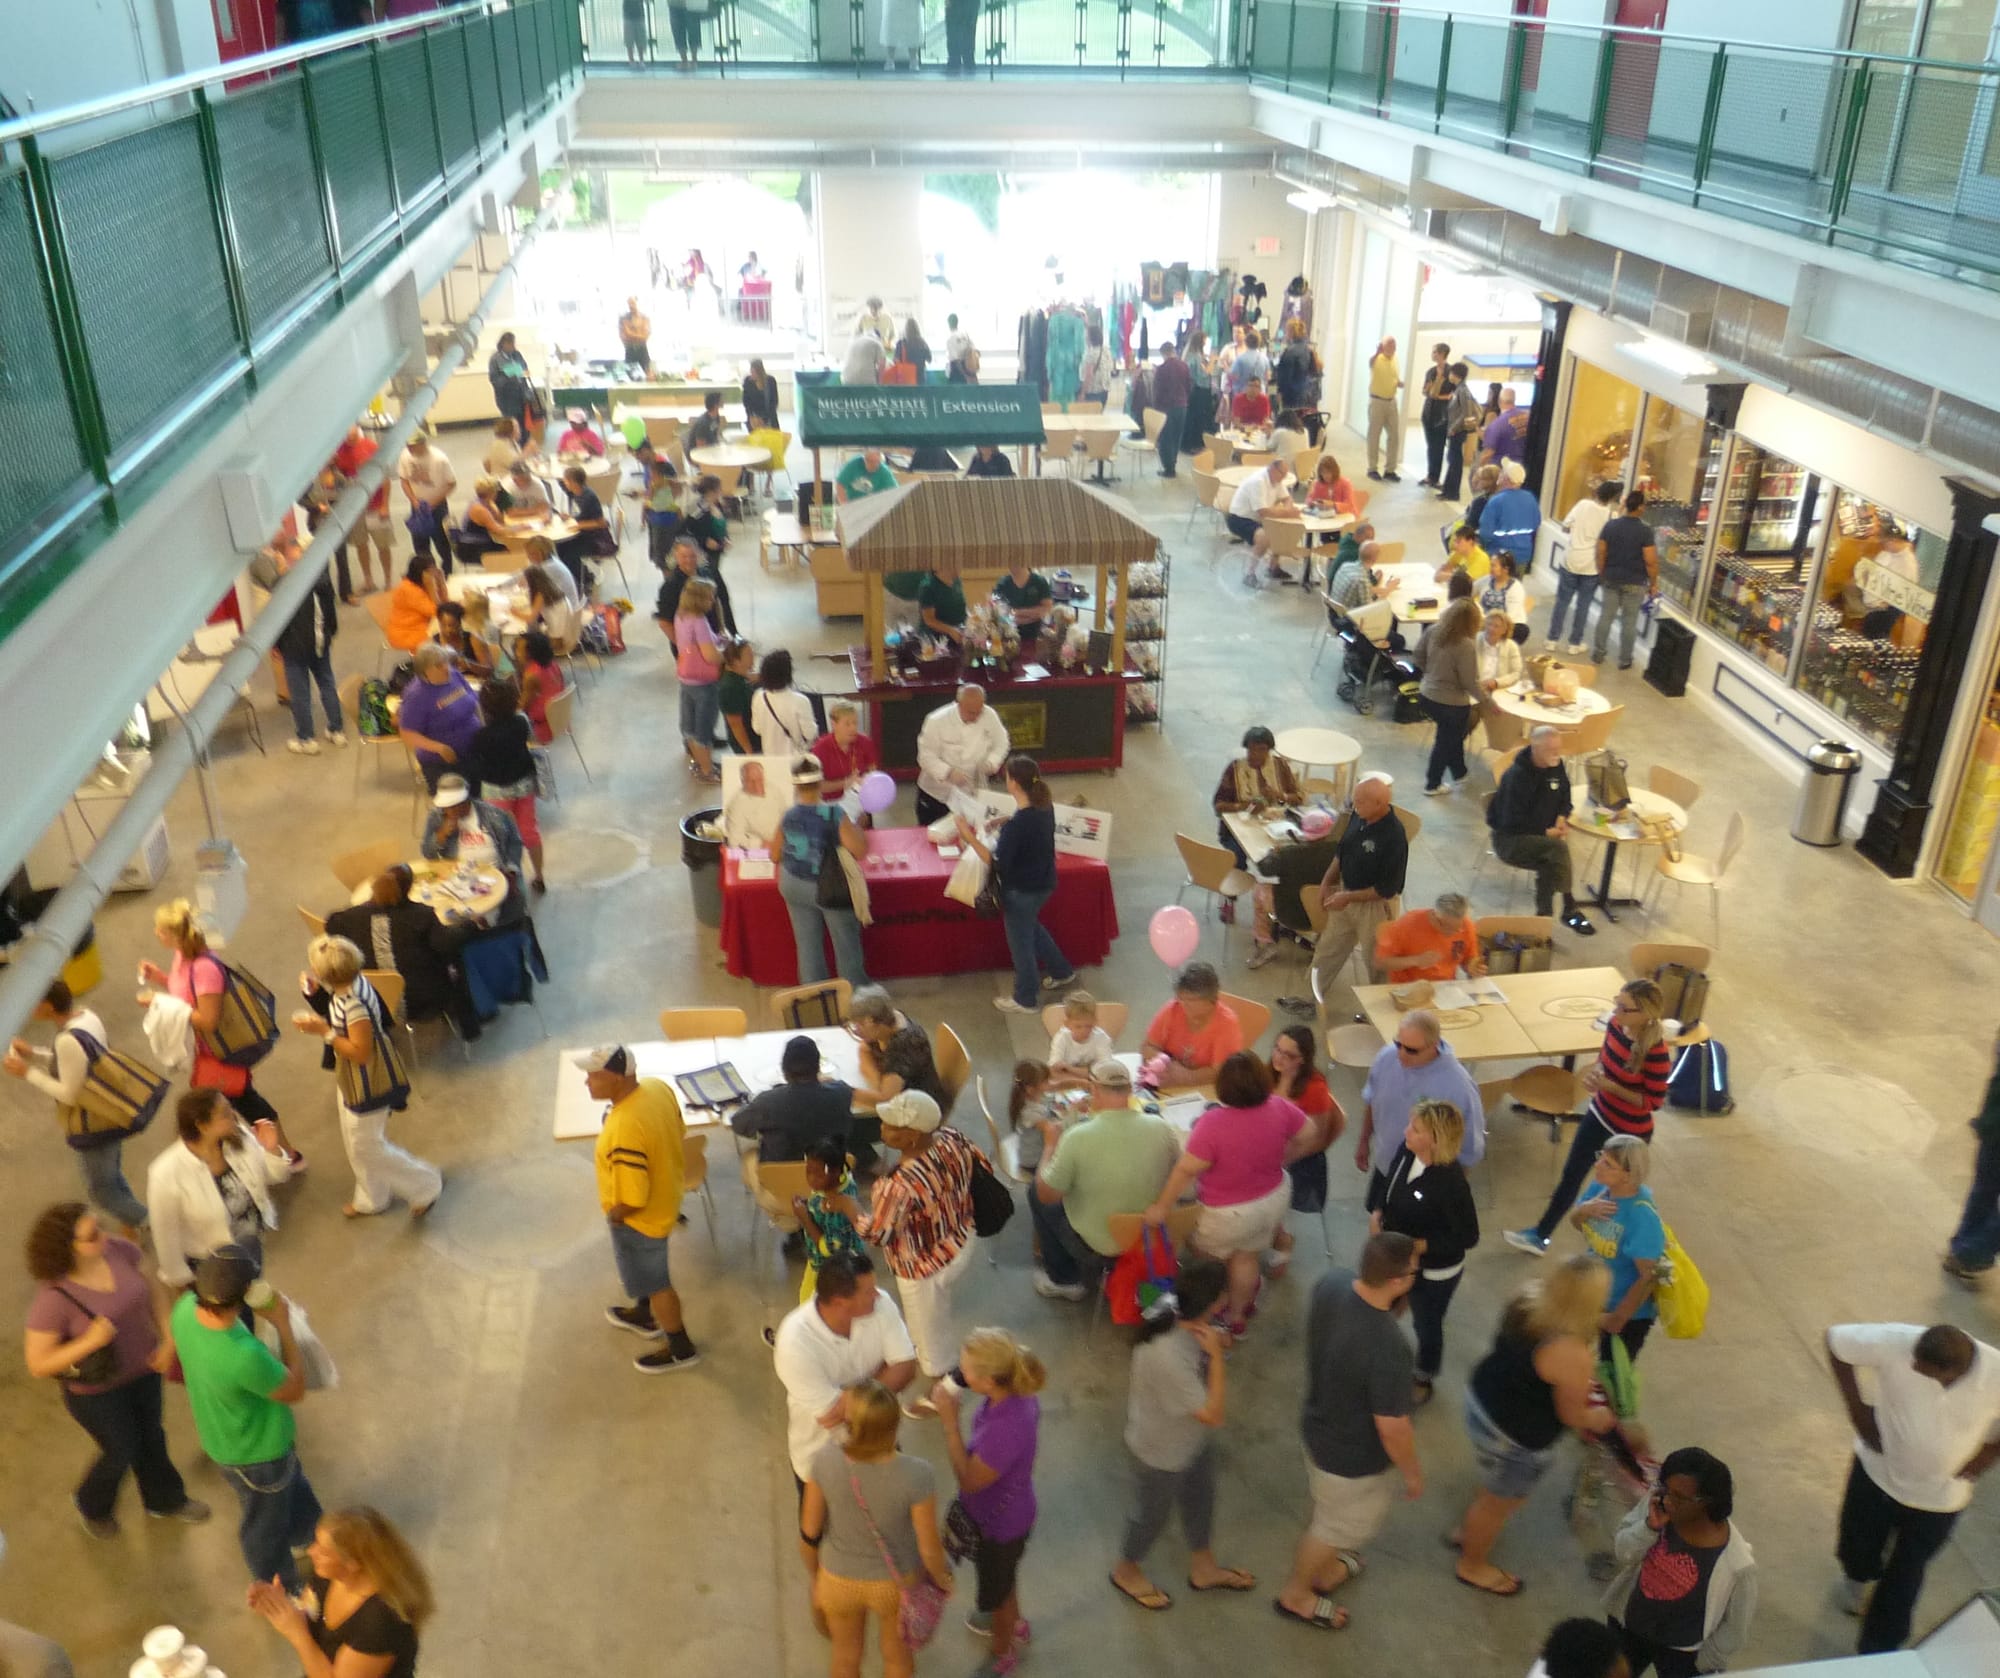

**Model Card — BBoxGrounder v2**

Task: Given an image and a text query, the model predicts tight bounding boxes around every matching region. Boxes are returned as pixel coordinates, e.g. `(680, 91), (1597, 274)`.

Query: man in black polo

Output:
(324, 867), (479, 1040)
(1489, 725), (1595, 934)
(731, 1036), (861, 1232)
(1291, 773), (1408, 1015)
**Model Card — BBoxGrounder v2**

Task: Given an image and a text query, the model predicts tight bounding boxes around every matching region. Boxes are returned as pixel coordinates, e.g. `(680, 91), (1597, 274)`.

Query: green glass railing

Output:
(1242, 1), (2000, 288)
(0, 0), (583, 640)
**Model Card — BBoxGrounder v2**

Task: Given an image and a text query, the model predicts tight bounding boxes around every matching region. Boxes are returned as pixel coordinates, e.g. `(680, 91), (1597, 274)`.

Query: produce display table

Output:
(719, 825), (1118, 985)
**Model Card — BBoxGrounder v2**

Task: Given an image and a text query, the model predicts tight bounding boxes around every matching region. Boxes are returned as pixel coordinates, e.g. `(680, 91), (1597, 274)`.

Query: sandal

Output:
(1273, 1595), (1349, 1632)
(1188, 1568), (1255, 1592)
(1111, 1574), (1172, 1612)
(1455, 1568), (1525, 1598)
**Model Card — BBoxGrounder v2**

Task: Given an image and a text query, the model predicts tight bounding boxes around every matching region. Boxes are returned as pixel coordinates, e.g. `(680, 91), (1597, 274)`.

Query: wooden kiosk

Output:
(835, 477), (1160, 775)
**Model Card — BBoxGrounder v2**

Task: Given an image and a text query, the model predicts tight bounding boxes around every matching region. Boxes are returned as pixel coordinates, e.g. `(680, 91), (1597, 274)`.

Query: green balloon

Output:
(621, 415), (646, 448)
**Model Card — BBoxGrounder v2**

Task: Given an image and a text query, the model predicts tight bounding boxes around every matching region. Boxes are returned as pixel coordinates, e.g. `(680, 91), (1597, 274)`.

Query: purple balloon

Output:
(857, 771), (897, 815)
(1148, 905), (1201, 968)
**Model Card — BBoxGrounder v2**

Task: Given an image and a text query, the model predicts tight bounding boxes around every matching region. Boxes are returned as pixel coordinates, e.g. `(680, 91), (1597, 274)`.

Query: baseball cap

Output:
(192, 1244), (259, 1309)
(432, 775), (471, 809)
(580, 1045), (632, 1077)
(1090, 1058), (1134, 1090)
(878, 1090), (943, 1134)
(1300, 807), (1335, 839)
(566, 407), (586, 423)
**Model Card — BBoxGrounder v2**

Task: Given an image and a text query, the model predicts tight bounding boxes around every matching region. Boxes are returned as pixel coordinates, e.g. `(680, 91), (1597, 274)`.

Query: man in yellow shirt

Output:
(1366, 336), (1405, 482)
(585, 1046), (699, 1374)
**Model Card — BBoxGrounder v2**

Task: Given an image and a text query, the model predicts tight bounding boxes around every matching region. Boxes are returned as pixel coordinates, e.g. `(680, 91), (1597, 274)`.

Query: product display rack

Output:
(1114, 545), (1169, 724)
(1717, 445), (1816, 558)
(1798, 604), (1924, 750)
(1702, 555), (1807, 676)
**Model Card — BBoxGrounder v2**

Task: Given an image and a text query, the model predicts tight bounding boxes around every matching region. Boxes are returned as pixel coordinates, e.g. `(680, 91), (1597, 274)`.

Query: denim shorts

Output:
(1463, 1388), (1560, 1500)
(609, 1219), (673, 1299)
(679, 681), (721, 747)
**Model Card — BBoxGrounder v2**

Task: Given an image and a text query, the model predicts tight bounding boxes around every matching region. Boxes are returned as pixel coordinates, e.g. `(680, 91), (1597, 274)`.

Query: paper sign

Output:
(1053, 804), (1113, 862)
(721, 755), (797, 849)
(1854, 557), (1934, 623)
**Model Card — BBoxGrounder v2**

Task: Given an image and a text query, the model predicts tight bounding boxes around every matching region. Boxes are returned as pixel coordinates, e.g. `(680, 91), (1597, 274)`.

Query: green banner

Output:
(797, 384), (1047, 448)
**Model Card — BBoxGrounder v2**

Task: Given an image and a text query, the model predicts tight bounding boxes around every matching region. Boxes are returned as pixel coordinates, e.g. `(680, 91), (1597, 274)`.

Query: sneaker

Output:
(1618, 661), (1633, 671)
(1503, 1227), (1551, 1256)
(1423, 784), (1451, 798)
(1840, 1578), (1871, 1617)
(146, 1498), (212, 1524)
(286, 739), (320, 756)
(1543, 640), (1561, 653)
(1568, 642), (1589, 657)
(1041, 973), (1074, 991)
(325, 731), (348, 748)
(76, 1502), (119, 1540)
(1031, 1269), (1088, 1302)
(635, 1342), (702, 1374)
(1367, 469), (1383, 481)
(1561, 910), (1598, 937)
(286, 1149), (307, 1173)
(1245, 940), (1280, 970)
(1942, 1253), (1992, 1287)
(605, 1303), (665, 1340)
(993, 997), (1036, 1014)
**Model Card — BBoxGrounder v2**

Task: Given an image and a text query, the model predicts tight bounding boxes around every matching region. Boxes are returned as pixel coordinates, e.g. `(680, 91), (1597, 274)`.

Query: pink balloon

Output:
(857, 771), (897, 815)
(1148, 905), (1201, 968)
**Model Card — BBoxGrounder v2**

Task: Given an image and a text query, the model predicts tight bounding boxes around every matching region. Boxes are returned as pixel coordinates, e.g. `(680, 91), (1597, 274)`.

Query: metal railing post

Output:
(421, 29), (451, 183)
(298, 61), (347, 279)
(1691, 42), (1726, 189)
(1076, 0), (1088, 68)
(1325, 0), (1342, 100)
(193, 88), (256, 372)
(20, 136), (112, 490)
(1584, 30), (1617, 164)
(850, 0), (864, 74)
(1373, 2), (1392, 114)
(365, 39), (401, 213)
(1434, 16), (1453, 130)
(1242, 0), (1255, 72)
(1827, 58), (1876, 238)
(1499, 15), (1525, 138)
(1282, 0), (1299, 91)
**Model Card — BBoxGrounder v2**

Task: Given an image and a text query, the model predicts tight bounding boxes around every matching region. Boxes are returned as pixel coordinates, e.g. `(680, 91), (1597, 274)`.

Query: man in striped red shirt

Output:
(1505, 979), (1672, 1255)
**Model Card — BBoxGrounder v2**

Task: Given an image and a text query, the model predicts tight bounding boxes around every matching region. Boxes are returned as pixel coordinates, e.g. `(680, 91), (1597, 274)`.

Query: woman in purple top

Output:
(21, 1202), (208, 1535)
(396, 643), (483, 792)
(1144, 1052), (1313, 1338)
(934, 1328), (1045, 1676)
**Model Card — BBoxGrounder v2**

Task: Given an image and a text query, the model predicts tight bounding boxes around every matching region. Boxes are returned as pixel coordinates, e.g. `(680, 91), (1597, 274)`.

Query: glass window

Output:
(1795, 494), (1941, 750)
(1699, 441), (1826, 677)
(1630, 396), (1721, 611)
(1553, 360), (1642, 520)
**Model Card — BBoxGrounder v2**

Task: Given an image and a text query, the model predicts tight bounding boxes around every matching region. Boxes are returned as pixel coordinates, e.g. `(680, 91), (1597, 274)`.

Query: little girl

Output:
(792, 1138), (865, 1304)
(1008, 1060), (1055, 1171)
(1047, 990), (1112, 1088)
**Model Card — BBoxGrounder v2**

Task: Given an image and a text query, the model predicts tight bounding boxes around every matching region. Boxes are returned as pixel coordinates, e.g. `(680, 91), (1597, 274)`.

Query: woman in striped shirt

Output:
(1505, 980), (1670, 1256)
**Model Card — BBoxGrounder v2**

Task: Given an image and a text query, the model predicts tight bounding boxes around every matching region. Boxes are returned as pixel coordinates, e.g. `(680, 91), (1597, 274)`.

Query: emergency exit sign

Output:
(1253, 237), (1281, 256)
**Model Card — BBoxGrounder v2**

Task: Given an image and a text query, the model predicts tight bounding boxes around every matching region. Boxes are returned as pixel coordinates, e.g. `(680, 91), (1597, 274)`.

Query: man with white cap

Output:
(1299, 774), (1407, 1014)
(1479, 458), (1541, 581)
(584, 1046), (701, 1375)
(1247, 805), (1343, 970)
(420, 773), (525, 924)
(914, 683), (1011, 827)
(1029, 1059), (1180, 1300)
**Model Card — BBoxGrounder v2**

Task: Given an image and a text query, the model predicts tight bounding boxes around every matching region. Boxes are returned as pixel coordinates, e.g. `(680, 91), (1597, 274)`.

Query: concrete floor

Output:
(5, 417), (2000, 1678)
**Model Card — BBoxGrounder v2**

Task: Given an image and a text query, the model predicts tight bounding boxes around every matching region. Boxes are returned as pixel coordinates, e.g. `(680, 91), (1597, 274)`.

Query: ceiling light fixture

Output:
(1618, 333), (1719, 381)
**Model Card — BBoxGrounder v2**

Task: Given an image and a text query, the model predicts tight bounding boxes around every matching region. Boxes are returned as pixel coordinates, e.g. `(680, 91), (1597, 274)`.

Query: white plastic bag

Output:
(943, 849), (989, 909)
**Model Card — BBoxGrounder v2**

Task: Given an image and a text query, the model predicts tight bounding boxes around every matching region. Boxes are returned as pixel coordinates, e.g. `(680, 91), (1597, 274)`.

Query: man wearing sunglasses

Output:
(1355, 1009), (1485, 1212)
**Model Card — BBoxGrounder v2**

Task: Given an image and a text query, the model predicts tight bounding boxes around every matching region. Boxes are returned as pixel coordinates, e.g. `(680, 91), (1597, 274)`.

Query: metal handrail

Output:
(0, 1), (504, 146)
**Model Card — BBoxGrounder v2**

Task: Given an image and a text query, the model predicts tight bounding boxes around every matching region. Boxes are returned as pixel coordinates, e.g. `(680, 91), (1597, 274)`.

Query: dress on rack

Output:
(1017, 310), (1050, 400)
(1045, 309), (1086, 406)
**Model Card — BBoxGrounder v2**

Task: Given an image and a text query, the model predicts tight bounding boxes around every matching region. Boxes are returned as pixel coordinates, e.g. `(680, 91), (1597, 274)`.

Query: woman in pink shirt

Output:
(675, 577), (724, 784)
(1144, 1052), (1314, 1337)
(1306, 454), (1361, 518)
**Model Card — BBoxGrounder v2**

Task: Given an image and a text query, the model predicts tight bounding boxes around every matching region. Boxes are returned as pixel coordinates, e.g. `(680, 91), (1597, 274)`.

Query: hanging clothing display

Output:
(1045, 306), (1087, 406)
(1017, 309), (1050, 400)
(1281, 278), (1314, 337)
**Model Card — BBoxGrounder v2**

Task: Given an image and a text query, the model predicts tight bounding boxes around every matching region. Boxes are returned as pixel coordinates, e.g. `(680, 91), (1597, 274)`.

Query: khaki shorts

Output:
(1194, 1179), (1293, 1258)
(1304, 1454), (1399, 1552)
(815, 1568), (902, 1620)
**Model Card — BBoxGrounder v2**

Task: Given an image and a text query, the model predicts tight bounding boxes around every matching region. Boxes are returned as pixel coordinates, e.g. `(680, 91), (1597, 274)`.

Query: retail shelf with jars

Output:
(1117, 553), (1168, 724)
(1796, 603), (1921, 751)
(1716, 446), (1815, 559)
(1701, 555), (1806, 675)
(1655, 526), (1706, 610)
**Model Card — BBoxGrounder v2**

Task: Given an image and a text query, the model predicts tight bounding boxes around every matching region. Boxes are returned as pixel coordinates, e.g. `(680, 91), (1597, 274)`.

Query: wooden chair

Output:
(659, 1007), (749, 1040)
(360, 968), (420, 1086)
(1630, 941), (1711, 979)
(1470, 793), (1530, 911)
(1173, 834), (1255, 953)
(1504, 1064), (1587, 1144)
(683, 1134), (719, 1248)
(1560, 660), (1600, 687)
(544, 687), (589, 786)
(360, 593), (404, 675)
(1237, 450), (1276, 471)
(1647, 765), (1703, 812)
(1645, 811), (1745, 948)
(480, 548), (531, 575)
(1040, 401), (1066, 416)
(770, 980), (852, 1028)
(331, 839), (405, 894)
(1261, 516), (1311, 572)
(1327, 1022), (1384, 1069)
(297, 906), (326, 938)
(1037, 1001), (1130, 1041)
(1217, 991), (1272, 1051)
(1558, 705), (1624, 760)
(933, 1022), (971, 1109)
(1475, 914), (1555, 946)
(1392, 806), (1423, 843)
(749, 1158), (810, 1257)
(1292, 446), (1323, 484)
(1120, 408), (1166, 472)
(1185, 469), (1223, 534)
(1079, 426), (1122, 483)
(1067, 399), (1107, 414)
(975, 1076), (1035, 1187)
(1372, 540), (1405, 566)
(1480, 745), (1524, 789)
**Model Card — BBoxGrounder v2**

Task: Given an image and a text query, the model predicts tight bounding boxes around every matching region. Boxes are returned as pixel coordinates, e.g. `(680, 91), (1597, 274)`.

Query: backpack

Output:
(192, 955), (281, 1070)
(1651, 963), (1709, 1029)
(356, 679), (395, 739)
(1667, 1039), (1733, 1115)
(58, 1029), (171, 1151)
(331, 982), (410, 1116)
(1654, 1222), (1709, 1339)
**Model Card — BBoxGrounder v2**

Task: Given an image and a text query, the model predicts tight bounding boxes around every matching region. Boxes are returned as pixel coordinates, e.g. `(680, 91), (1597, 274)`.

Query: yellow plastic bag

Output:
(1655, 1222), (1709, 1339)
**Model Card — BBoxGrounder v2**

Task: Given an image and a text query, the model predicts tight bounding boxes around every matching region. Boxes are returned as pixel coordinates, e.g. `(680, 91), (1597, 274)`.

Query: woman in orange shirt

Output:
(386, 555), (444, 651)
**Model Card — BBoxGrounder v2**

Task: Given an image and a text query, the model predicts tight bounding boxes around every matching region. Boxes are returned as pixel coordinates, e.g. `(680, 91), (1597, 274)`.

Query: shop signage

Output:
(1051, 804), (1113, 862)
(798, 384), (1047, 447)
(1854, 558), (1934, 624)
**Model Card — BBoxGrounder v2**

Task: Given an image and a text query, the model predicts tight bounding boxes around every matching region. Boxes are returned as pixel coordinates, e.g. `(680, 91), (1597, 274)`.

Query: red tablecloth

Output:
(720, 825), (1119, 986)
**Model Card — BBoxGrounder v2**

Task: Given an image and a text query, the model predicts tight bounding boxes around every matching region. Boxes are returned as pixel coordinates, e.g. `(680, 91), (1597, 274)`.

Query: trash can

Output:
(681, 807), (725, 928)
(1792, 740), (1862, 847)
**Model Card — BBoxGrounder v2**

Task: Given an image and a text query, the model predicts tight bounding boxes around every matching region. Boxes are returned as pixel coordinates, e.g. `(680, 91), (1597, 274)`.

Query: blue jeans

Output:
(776, 866), (869, 986)
(76, 1141), (148, 1229)
(1547, 571), (1599, 646)
(1949, 1124), (2000, 1267)
(1592, 582), (1647, 667)
(1001, 884), (1074, 1007)
(281, 649), (342, 742)
(1026, 1191), (1104, 1289)
(218, 1450), (321, 1590)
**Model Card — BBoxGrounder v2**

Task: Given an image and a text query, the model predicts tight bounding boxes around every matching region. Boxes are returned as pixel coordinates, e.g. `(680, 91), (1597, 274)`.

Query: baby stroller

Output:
(1325, 597), (1412, 717)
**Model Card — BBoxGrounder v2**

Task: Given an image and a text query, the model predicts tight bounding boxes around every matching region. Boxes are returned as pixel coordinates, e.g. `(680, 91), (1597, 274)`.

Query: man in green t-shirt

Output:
(171, 1247), (319, 1588)
(990, 564), (1054, 629)
(1028, 1060), (1181, 1297)
(834, 448), (898, 503)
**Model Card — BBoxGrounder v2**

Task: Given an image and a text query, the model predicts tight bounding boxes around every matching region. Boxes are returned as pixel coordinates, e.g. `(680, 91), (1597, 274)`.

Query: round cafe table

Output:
(1566, 788), (1686, 924)
(689, 444), (771, 473)
(1488, 680), (1613, 728)
(1275, 725), (1363, 799)
(1213, 463), (1294, 491)
(351, 860), (510, 925)
(493, 512), (579, 550)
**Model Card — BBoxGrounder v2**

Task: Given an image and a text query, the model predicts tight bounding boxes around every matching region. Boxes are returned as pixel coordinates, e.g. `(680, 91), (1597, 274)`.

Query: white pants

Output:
(895, 1239), (976, 1377)
(1367, 395), (1402, 473)
(338, 1096), (442, 1215)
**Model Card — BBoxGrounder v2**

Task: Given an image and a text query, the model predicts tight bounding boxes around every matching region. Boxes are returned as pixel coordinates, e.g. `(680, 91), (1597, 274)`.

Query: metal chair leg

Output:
(567, 733), (592, 782)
